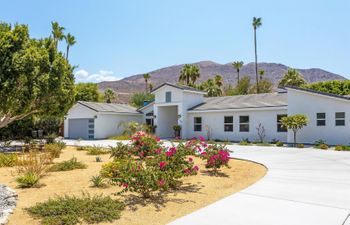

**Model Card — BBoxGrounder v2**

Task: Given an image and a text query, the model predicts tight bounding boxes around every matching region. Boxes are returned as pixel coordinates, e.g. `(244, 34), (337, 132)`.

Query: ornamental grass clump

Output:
(0, 153), (18, 167)
(49, 157), (87, 172)
(200, 144), (231, 174)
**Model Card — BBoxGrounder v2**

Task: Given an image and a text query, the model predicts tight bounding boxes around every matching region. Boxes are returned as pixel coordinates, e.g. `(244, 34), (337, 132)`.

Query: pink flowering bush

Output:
(130, 131), (161, 158)
(177, 136), (208, 155)
(200, 144), (231, 174)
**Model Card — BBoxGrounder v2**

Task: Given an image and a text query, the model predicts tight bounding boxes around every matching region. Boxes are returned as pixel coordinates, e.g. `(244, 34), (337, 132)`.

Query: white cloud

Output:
(74, 69), (121, 83)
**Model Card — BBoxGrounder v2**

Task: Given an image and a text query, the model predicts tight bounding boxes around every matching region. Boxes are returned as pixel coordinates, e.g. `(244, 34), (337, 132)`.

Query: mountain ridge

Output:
(98, 61), (347, 103)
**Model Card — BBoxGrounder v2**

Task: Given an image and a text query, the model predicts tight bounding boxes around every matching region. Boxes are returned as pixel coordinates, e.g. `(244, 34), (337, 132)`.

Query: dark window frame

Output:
(239, 115), (249, 132)
(316, 113), (326, 126)
(335, 112), (345, 126)
(194, 117), (202, 132)
(165, 91), (172, 103)
(277, 114), (287, 132)
(224, 116), (233, 132)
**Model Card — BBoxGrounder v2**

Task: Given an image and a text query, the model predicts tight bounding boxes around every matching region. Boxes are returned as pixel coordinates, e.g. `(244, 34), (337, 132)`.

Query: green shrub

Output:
(86, 146), (110, 155)
(90, 175), (106, 187)
(314, 139), (326, 148)
(0, 153), (18, 167)
(27, 193), (124, 225)
(108, 135), (130, 140)
(49, 157), (87, 172)
(16, 171), (40, 188)
(239, 141), (251, 146)
(335, 145), (350, 151)
(110, 143), (131, 159)
(319, 144), (329, 150)
(45, 143), (62, 159)
(54, 141), (66, 150)
(276, 141), (284, 147)
(296, 143), (304, 148)
(95, 156), (102, 162)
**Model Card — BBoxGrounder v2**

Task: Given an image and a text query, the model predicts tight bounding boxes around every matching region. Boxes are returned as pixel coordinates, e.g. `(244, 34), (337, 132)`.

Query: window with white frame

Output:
(194, 117), (202, 132)
(165, 91), (172, 102)
(335, 112), (345, 126)
(277, 114), (287, 132)
(316, 113), (326, 126)
(239, 116), (249, 132)
(224, 116), (233, 132)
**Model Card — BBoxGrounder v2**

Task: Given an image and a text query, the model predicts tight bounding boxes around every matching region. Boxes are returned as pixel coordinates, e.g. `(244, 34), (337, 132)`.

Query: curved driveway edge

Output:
(62, 140), (350, 225)
(168, 145), (350, 225)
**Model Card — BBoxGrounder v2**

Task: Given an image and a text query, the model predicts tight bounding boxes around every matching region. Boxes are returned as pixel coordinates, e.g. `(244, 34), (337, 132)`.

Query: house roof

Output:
(285, 86), (350, 101)
(188, 92), (288, 112)
(151, 82), (207, 94)
(78, 101), (141, 114)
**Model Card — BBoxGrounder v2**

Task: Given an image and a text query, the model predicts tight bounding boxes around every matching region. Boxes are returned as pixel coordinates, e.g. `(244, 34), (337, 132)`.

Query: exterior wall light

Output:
(94, 115), (98, 119)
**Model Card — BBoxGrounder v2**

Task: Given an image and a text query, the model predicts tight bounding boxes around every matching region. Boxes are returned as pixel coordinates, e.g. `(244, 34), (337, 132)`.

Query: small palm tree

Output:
(259, 70), (265, 80)
(143, 73), (151, 93)
(149, 83), (153, 92)
(252, 17), (262, 93)
(65, 33), (76, 60)
(104, 88), (116, 103)
(214, 74), (223, 87)
(203, 79), (222, 97)
(179, 64), (200, 86)
(51, 21), (65, 47)
(232, 61), (244, 85)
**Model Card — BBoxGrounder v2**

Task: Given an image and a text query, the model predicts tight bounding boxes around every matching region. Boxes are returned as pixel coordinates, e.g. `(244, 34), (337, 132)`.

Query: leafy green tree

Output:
(130, 92), (155, 108)
(104, 88), (117, 103)
(259, 69), (265, 80)
(232, 61), (244, 85)
(143, 73), (150, 93)
(179, 64), (200, 85)
(250, 79), (273, 94)
(303, 80), (350, 95)
(252, 17), (262, 93)
(279, 69), (306, 87)
(65, 33), (76, 60)
(75, 83), (101, 102)
(0, 22), (75, 129)
(280, 114), (308, 146)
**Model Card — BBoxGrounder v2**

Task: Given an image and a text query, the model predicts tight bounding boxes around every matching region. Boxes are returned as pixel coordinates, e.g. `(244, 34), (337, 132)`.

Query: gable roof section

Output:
(78, 101), (141, 114)
(151, 82), (206, 94)
(188, 92), (288, 112)
(285, 86), (350, 101)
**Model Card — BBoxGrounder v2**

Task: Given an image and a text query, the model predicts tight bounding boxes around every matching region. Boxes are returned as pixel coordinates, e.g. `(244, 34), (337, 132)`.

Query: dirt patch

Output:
(0, 146), (266, 225)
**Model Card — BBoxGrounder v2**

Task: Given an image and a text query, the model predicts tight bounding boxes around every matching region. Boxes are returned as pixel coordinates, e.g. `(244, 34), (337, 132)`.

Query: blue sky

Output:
(1, 0), (349, 82)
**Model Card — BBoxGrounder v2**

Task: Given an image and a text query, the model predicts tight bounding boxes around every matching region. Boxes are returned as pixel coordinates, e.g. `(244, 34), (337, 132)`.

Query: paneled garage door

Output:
(68, 118), (94, 139)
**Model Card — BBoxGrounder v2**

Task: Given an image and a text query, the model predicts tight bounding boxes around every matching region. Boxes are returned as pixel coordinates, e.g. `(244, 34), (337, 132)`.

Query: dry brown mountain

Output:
(98, 61), (346, 103)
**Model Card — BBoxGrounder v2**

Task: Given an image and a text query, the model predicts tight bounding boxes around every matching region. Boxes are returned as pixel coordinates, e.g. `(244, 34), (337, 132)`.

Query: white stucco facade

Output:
(64, 83), (350, 145)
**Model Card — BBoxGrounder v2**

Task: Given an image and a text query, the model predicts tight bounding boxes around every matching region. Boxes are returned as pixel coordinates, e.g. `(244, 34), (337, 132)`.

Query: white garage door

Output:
(68, 118), (95, 139)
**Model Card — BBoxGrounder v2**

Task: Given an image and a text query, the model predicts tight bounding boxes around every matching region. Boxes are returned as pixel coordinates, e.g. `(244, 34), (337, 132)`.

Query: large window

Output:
(224, 116), (233, 132)
(335, 112), (345, 126)
(277, 114), (287, 132)
(165, 91), (172, 102)
(194, 117), (202, 132)
(316, 113), (326, 126)
(239, 116), (249, 132)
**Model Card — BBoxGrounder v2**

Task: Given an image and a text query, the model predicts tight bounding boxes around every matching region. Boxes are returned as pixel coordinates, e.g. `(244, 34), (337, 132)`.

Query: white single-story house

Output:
(64, 83), (350, 145)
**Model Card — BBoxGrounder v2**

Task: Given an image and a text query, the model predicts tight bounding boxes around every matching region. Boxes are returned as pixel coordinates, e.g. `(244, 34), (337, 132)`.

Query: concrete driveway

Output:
(63, 140), (350, 225)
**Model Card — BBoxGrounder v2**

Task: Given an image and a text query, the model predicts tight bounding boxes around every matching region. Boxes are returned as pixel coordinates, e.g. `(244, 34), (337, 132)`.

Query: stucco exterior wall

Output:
(187, 108), (288, 142)
(287, 89), (350, 145)
(154, 86), (183, 103)
(94, 114), (142, 139)
(156, 105), (178, 138)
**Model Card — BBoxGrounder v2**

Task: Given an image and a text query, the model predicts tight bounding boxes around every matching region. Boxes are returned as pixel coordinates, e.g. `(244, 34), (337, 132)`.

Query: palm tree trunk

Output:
(66, 45), (70, 60)
(237, 70), (240, 85)
(145, 80), (148, 93)
(293, 131), (296, 147)
(254, 28), (259, 93)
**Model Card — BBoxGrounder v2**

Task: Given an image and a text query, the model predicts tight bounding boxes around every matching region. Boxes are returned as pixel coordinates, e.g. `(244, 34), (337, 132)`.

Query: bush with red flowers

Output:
(130, 131), (162, 158)
(200, 144), (231, 174)
(177, 136), (208, 155)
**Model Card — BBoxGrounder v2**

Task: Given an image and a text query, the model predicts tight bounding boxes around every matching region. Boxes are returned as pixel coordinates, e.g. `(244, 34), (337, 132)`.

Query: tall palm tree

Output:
(143, 73), (151, 93)
(51, 21), (65, 48)
(258, 69), (265, 80)
(65, 33), (76, 60)
(252, 17), (262, 93)
(179, 64), (200, 86)
(232, 61), (244, 85)
(204, 79), (222, 97)
(214, 74), (223, 87)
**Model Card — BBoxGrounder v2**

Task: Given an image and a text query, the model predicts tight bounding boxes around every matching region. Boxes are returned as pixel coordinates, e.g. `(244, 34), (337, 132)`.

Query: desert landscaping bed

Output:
(0, 146), (266, 225)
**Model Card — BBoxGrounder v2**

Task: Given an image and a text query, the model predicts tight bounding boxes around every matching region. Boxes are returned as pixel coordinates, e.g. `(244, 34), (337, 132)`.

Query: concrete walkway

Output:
(63, 140), (350, 225)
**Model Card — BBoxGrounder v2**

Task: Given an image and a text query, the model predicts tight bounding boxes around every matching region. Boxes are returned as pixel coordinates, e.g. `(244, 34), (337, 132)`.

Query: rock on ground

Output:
(0, 185), (17, 225)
